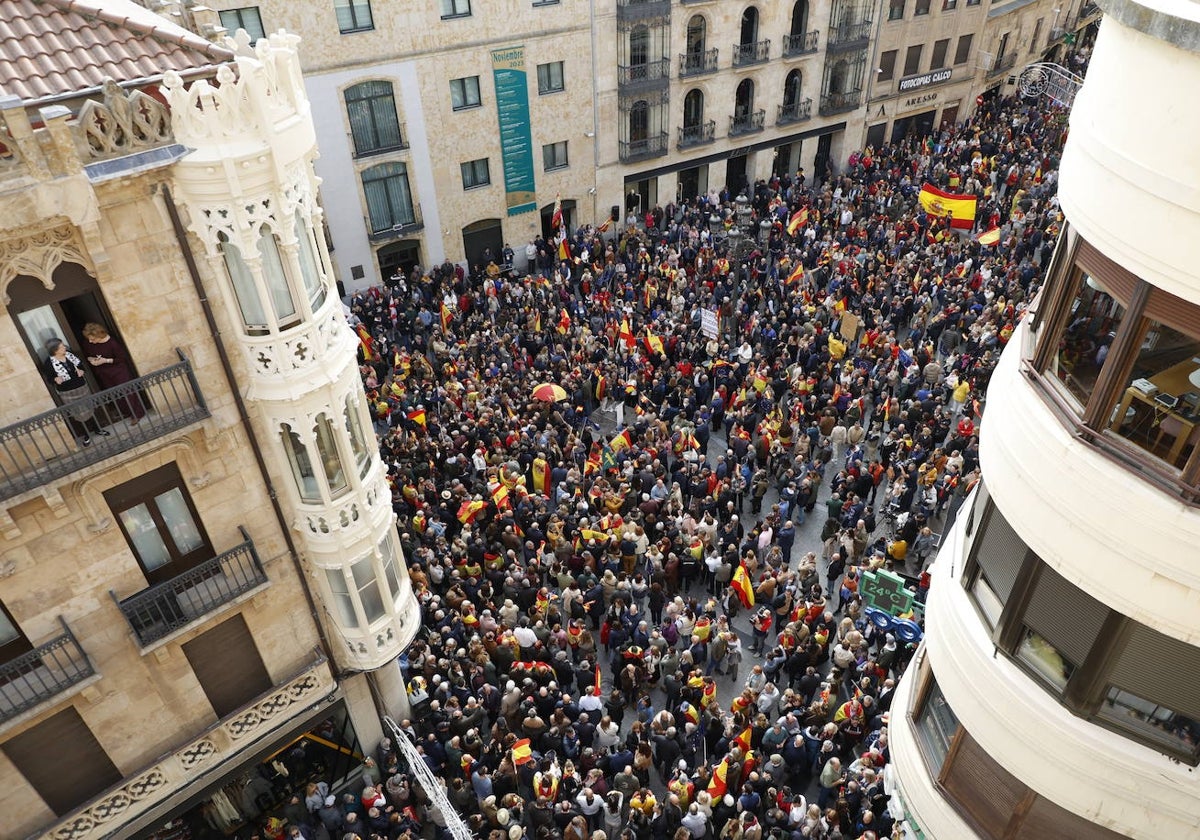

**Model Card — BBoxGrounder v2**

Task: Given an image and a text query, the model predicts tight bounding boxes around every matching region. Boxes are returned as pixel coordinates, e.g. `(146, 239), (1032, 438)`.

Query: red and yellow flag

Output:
(786, 261), (805, 286)
(787, 207), (809, 236)
(456, 499), (486, 524)
(406, 408), (426, 427)
(557, 308), (572, 334)
(355, 324), (379, 362)
(593, 663), (602, 697)
(557, 236), (571, 261)
(918, 183), (977, 230)
(732, 726), (753, 754)
(619, 318), (637, 350)
(643, 329), (665, 356)
(731, 563), (755, 608)
(440, 301), (453, 332)
(511, 738), (533, 765)
(976, 226), (1001, 246)
(707, 758), (729, 798)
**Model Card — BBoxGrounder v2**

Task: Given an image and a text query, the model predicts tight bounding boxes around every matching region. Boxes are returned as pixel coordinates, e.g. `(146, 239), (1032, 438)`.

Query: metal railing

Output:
(783, 30), (820, 56)
(678, 120), (716, 149)
(827, 21), (872, 49)
(112, 527), (268, 647)
(618, 58), (671, 88)
(619, 132), (669, 163)
(0, 617), (94, 724)
(989, 52), (1018, 76)
(0, 351), (208, 502)
(1079, 0), (1100, 17)
(729, 109), (766, 136)
(819, 90), (861, 115)
(732, 39), (771, 66)
(679, 48), (719, 76)
(778, 98), (814, 124)
(367, 202), (424, 242)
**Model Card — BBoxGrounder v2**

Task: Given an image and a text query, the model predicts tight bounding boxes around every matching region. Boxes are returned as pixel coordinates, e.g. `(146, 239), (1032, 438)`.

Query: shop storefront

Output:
(138, 701), (367, 840)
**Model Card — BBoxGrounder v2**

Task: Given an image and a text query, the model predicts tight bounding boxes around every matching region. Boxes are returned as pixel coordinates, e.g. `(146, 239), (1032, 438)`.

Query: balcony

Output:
(783, 30), (820, 56)
(1079, 0), (1100, 18)
(619, 132), (669, 163)
(827, 21), (871, 51)
(819, 90), (861, 115)
(679, 48), (718, 77)
(112, 527), (269, 647)
(0, 351), (208, 502)
(616, 0), (670, 20)
(988, 52), (1018, 77)
(678, 120), (716, 149)
(1, 617), (94, 725)
(729, 109), (766, 137)
(777, 98), (813, 125)
(367, 202), (424, 243)
(618, 58), (671, 90)
(732, 39), (771, 67)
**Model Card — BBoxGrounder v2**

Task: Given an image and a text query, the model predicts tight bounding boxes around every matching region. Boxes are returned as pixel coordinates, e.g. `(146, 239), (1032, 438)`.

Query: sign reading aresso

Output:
(898, 67), (952, 92)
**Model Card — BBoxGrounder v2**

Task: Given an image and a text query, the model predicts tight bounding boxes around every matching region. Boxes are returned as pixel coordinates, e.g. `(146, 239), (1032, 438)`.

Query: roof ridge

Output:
(41, 0), (235, 62)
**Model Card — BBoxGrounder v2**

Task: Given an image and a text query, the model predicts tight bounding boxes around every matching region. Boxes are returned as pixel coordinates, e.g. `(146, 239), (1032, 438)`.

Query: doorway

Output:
(813, 133), (833, 183)
(540, 199), (577, 241)
(376, 240), (421, 286)
(462, 219), (504, 273)
(865, 122), (887, 150)
(625, 178), (658, 218)
(726, 154), (749, 195)
(677, 165), (709, 203)
(771, 143), (798, 178)
(939, 104), (959, 130)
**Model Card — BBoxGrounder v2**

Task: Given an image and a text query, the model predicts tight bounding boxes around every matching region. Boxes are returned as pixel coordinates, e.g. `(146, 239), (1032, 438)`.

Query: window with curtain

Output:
(314, 414), (348, 496)
(335, 0), (373, 32)
(281, 424), (321, 503)
(362, 162), (415, 232)
(352, 555), (385, 623)
(294, 212), (327, 313)
(537, 61), (565, 95)
(461, 158), (491, 189)
(256, 226), (297, 326)
(450, 76), (481, 110)
(219, 7), (265, 42)
(219, 233), (268, 333)
(326, 568), (359, 627)
(542, 141), (568, 171)
(441, 0), (471, 17)
(344, 395), (372, 478)
(345, 80), (403, 156)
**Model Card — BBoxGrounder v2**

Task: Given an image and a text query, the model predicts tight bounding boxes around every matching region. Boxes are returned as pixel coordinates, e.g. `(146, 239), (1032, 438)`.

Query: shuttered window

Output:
(1106, 624), (1200, 720)
(941, 731), (1024, 839)
(971, 502), (1027, 603)
(183, 614), (272, 718)
(3, 707), (121, 816)
(1014, 795), (1129, 840)
(1021, 565), (1109, 668)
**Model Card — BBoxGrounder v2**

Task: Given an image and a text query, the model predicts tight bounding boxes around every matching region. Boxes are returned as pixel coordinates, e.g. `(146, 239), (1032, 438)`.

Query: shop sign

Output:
(901, 91), (939, 110)
(898, 67), (952, 92)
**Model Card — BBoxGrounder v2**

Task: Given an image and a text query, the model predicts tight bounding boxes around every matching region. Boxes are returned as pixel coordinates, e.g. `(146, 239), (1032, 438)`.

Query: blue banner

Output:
(492, 45), (537, 216)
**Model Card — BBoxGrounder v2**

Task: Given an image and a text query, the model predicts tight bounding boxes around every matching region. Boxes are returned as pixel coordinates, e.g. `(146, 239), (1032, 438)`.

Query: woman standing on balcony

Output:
(82, 322), (145, 424)
(43, 337), (109, 446)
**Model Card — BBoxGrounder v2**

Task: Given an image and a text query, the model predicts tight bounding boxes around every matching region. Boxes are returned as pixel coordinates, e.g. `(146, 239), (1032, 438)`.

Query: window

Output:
(104, 463), (214, 585)
(1030, 17), (1044, 53)
(450, 75), (481, 110)
(352, 555), (386, 623)
(314, 413), (348, 496)
(888, 0), (905, 19)
(362, 162), (416, 232)
(281, 424), (321, 503)
(2, 707), (121, 816)
(334, 0), (373, 33)
(344, 396), (372, 478)
(931, 38), (949, 69)
(182, 614), (272, 717)
(326, 568), (359, 627)
(295, 212), (327, 313)
(219, 234), (268, 333)
(966, 0), (980, 6)
(440, 0), (471, 17)
(537, 61), (565, 94)
(903, 44), (923, 76)
(913, 676), (959, 773)
(257, 225), (298, 327)
(943, 0), (956, 9)
(542, 140), (569, 171)
(1049, 273), (1124, 408)
(878, 49), (897, 81)
(345, 80), (403, 156)
(380, 537), (403, 603)
(914, 0), (930, 14)
(954, 33), (973, 64)
(461, 158), (491, 189)
(0, 600), (31, 664)
(219, 7), (265, 42)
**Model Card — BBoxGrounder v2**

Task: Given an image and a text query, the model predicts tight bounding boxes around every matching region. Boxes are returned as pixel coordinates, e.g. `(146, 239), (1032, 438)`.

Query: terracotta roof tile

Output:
(0, 0), (235, 103)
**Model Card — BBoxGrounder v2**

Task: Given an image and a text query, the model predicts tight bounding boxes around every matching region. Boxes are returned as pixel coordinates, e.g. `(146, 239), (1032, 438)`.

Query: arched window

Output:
(740, 7), (759, 45)
(735, 79), (755, 117)
(790, 0), (809, 36)
(686, 15), (706, 53)
(784, 70), (803, 107)
(629, 100), (649, 142)
(830, 59), (849, 94)
(344, 80), (403, 156)
(683, 89), (705, 129)
(630, 24), (649, 67)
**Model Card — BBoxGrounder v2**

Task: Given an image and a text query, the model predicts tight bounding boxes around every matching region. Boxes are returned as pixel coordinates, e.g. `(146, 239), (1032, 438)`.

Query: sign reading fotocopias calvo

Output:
(898, 67), (953, 92)
(492, 45), (537, 216)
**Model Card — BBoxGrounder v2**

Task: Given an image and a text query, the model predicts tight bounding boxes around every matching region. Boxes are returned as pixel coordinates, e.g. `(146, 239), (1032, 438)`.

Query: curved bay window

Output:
(961, 485), (1200, 764)
(294, 211), (328, 314)
(280, 424), (321, 503)
(1030, 231), (1200, 495)
(343, 395), (373, 479)
(218, 226), (303, 334)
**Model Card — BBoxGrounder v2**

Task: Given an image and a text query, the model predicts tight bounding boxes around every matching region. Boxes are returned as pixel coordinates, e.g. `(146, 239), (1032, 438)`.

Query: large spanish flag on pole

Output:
(918, 183), (977, 230)
(731, 562), (755, 608)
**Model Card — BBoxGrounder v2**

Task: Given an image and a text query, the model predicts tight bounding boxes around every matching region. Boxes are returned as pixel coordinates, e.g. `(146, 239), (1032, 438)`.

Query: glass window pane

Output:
(1100, 687), (1200, 756)
(353, 556), (385, 622)
(326, 568), (359, 627)
(316, 415), (348, 495)
(119, 504), (172, 571)
(344, 397), (372, 477)
(0, 608), (19, 646)
(1050, 273), (1124, 407)
(257, 227), (296, 323)
(380, 537), (401, 602)
(1017, 628), (1074, 691)
(295, 213), (326, 312)
(155, 487), (203, 555)
(915, 678), (959, 773)
(1107, 317), (1200, 468)
(220, 237), (269, 331)
(281, 426), (321, 502)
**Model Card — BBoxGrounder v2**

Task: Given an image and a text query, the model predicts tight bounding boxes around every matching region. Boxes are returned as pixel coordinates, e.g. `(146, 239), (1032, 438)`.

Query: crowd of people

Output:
(306, 92), (1069, 840)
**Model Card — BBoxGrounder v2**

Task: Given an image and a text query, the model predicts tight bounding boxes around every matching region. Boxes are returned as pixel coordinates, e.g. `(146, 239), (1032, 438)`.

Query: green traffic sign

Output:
(861, 568), (915, 616)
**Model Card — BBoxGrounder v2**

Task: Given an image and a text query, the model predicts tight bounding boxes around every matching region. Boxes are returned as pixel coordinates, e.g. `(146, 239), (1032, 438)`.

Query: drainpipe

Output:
(158, 182), (337, 671)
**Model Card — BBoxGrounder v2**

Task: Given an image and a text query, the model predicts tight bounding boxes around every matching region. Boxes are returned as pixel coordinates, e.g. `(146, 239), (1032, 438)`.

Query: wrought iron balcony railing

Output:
(989, 52), (1018, 77)
(679, 48), (719, 77)
(618, 58), (671, 88)
(112, 527), (268, 647)
(819, 90), (862, 115)
(733, 39), (771, 66)
(619, 132), (669, 163)
(729, 109), (766, 136)
(0, 617), (94, 724)
(778, 98), (814, 125)
(0, 350), (208, 502)
(678, 120), (716, 149)
(827, 21), (872, 50)
(783, 30), (820, 56)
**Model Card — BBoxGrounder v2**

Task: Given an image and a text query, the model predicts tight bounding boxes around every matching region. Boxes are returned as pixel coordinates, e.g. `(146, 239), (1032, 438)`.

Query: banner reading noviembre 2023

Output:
(491, 45), (537, 217)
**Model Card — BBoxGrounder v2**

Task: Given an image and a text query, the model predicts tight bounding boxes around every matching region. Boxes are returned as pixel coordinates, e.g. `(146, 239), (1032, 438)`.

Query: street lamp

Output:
(758, 218), (772, 244)
(735, 192), (752, 230)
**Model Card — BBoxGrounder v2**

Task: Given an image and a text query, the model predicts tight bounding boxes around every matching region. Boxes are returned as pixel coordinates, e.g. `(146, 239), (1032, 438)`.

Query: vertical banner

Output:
(492, 46), (537, 217)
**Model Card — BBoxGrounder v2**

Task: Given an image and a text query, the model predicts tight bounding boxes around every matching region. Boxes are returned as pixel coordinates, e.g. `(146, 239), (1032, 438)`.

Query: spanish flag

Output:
(731, 562), (755, 608)
(355, 324), (379, 362)
(593, 663), (602, 696)
(610, 428), (633, 452)
(643, 329), (665, 356)
(619, 318), (637, 350)
(440, 301), (453, 332)
(976, 226), (1001, 246)
(557, 308), (572, 334)
(511, 738), (533, 765)
(918, 183), (977, 230)
(594, 374), (608, 401)
(456, 499), (486, 524)
(491, 482), (511, 511)
(557, 236), (571, 261)
(787, 208), (809, 235)
(732, 726), (753, 754)
(406, 408), (426, 427)
(551, 193), (563, 231)
(707, 758), (729, 798)
(532, 456), (552, 497)
(597, 218), (612, 233)
(786, 261), (805, 286)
